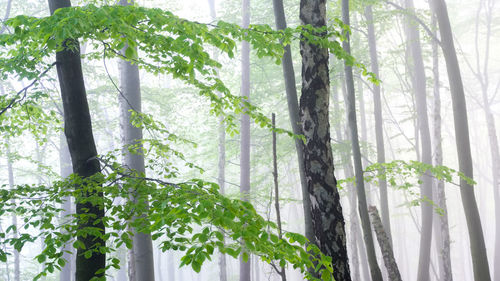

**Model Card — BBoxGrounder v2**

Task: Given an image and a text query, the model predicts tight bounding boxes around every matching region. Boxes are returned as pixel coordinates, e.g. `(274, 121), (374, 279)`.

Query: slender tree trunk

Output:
(368, 206), (402, 281)
(47, 0), (105, 280)
(404, 1), (434, 279)
(299, 0), (351, 279)
(118, 1), (155, 281)
(430, 12), (453, 281)
(167, 251), (175, 281)
(271, 0), (314, 245)
(272, 114), (287, 281)
(59, 133), (73, 281)
(6, 144), (20, 281)
(341, 1), (382, 280)
(239, 0), (251, 280)
(364, 5), (390, 241)
(430, 0), (491, 280)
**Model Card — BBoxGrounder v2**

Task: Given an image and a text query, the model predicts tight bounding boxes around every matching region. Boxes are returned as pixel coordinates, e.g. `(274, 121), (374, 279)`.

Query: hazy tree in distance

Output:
(47, 0), (105, 279)
(299, 0), (350, 279)
(404, 0), (434, 280)
(430, 0), (491, 280)
(239, 0), (251, 279)
(341, 0), (382, 280)
(59, 133), (74, 281)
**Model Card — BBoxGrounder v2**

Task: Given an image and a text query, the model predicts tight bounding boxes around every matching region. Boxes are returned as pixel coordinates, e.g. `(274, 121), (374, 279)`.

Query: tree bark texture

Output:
(271, 0), (314, 245)
(430, 0), (491, 280)
(368, 206), (402, 281)
(6, 144), (20, 281)
(299, 0), (350, 280)
(47, 1), (105, 280)
(118, 1), (155, 281)
(404, 1), (434, 280)
(364, 4), (391, 242)
(430, 12), (453, 281)
(239, 0), (251, 280)
(341, 0), (382, 280)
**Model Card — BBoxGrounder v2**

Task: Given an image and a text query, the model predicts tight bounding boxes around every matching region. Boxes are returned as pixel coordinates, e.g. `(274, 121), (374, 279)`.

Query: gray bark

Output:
(167, 251), (175, 281)
(364, 5), (390, 242)
(47, 0), (105, 280)
(404, 0), (434, 279)
(271, 0), (314, 245)
(430, 12), (453, 281)
(298, 0), (351, 279)
(59, 133), (73, 281)
(430, 0), (491, 280)
(118, 1), (155, 280)
(368, 206), (402, 281)
(341, 0), (382, 280)
(239, 0), (251, 279)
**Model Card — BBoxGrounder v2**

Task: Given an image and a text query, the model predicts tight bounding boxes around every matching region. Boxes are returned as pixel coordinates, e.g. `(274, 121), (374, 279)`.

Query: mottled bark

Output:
(404, 1), (434, 279)
(271, 0), (314, 244)
(430, 0), (491, 280)
(430, 12), (453, 281)
(341, 0), (382, 280)
(239, 0), (251, 279)
(47, 0), (105, 280)
(364, 5), (390, 242)
(299, 0), (350, 280)
(368, 206), (402, 281)
(118, 0), (155, 280)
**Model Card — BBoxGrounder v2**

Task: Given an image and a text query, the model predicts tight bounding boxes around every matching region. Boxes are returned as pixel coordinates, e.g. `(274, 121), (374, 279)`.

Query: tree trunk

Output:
(118, 1), (155, 281)
(430, 12), (453, 281)
(271, 0), (314, 245)
(59, 133), (73, 281)
(239, 0), (251, 280)
(364, 4), (390, 241)
(6, 143), (20, 281)
(368, 206), (402, 281)
(404, 1), (434, 279)
(430, 0), (491, 280)
(341, 0), (382, 280)
(298, 0), (350, 280)
(47, 0), (105, 280)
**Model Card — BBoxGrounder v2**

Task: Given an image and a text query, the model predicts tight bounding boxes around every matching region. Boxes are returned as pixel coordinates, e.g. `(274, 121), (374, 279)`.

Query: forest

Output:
(0, 0), (497, 280)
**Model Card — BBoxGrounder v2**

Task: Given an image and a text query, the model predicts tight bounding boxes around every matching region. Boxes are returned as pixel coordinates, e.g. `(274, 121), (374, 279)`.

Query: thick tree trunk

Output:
(364, 5), (390, 242)
(430, 0), (491, 280)
(271, 0), (314, 245)
(341, 1), (382, 280)
(299, 0), (350, 280)
(430, 12), (453, 281)
(118, 1), (155, 281)
(404, 1), (434, 279)
(368, 206), (402, 281)
(59, 133), (74, 281)
(47, 1), (105, 280)
(239, 0), (251, 280)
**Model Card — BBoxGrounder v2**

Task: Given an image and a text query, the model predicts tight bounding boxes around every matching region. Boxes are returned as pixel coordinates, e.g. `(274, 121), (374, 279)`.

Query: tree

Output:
(429, 0), (491, 280)
(239, 0), (251, 280)
(341, 0), (382, 280)
(403, 0), (434, 279)
(299, 0), (350, 280)
(47, 0), (105, 279)
(118, 0), (155, 280)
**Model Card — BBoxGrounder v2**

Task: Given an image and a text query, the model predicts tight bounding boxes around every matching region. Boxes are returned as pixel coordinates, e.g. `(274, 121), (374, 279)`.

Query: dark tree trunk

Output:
(271, 0), (314, 245)
(341, 0), (382, 280)
(239, 0), (251, 280)
(430, 0), (491, 280)
(47, 1), (105, 280)
(368, 206), (402, 281)
(299, 0), (350, 280)
(364, 4), (391, 241)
